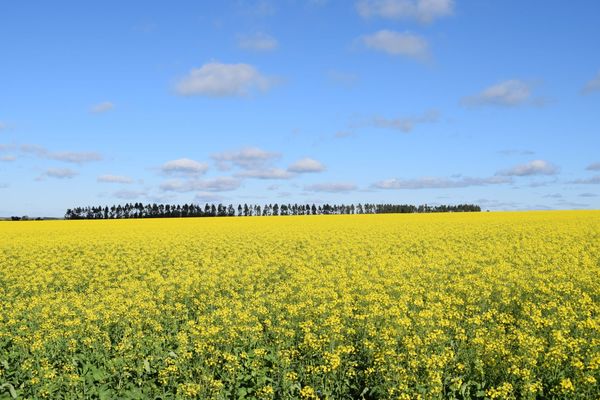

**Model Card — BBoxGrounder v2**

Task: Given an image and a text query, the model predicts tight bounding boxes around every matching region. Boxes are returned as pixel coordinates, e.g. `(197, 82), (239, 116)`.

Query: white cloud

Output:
(463, 80), (533, 107)
(373, 176), (511, 189)
(114, 190), (147, 199)
(49, 152), (102, 163)
(582, 71), (600, 94)
(1, 155), (16, 162)
(211, 147), (280, 170)
(43, 168), (78, 179)
(90, 101), (114, 113)
(361, 30), (429, 61)
(20, 144), (102, 164)
(238, 33), (278, 51)
(586, 162), (600, 171)
(162, 158), (209, 175)
(356, 0), (454, 23)
(175, 62), (275, 97)
(97, 174), (134, 184)
(160, 177), (242, 192)
(236, 168), (294, 179)
(498, 149), (535, 156)
(497, 160), (559, 177)
(372, 109), (439, 132)
(579, 192), (597, 198)
(304, 182), (357, 192)
(288, 158), (326, 173)
(0, 122), (6, 130)
(570, 175), (600, 185)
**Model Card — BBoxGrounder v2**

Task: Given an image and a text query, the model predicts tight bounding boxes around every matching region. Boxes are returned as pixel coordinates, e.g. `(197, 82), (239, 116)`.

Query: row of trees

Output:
(64, 203), (481, 219)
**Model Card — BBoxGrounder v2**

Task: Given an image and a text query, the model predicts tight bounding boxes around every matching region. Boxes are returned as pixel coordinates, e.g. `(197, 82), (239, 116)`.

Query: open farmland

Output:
(0, 211), (599, 399)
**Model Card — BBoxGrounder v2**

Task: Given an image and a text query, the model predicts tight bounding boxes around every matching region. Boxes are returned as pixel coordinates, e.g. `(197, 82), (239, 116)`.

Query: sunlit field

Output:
(0, 211), (599, 399)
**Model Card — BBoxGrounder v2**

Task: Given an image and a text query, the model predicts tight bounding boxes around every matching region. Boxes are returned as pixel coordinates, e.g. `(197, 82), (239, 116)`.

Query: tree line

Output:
(63, 203), (481, 219)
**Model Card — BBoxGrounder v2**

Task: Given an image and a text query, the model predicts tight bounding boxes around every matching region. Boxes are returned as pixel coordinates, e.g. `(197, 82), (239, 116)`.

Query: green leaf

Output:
(237, 387), (247, 399)
(143, 359), (151, 373)
(0, 383), (17, 399)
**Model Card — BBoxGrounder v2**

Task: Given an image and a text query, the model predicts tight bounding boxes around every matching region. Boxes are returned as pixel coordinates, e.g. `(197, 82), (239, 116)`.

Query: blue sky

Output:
(1, 0), (599, 216)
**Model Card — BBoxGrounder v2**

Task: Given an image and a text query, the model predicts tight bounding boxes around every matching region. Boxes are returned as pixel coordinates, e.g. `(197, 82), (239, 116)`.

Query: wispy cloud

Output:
(288, 158), (326, 173)
(372, 109), (439, 132)
(20, 144), (102, 164)
(114, 190), (147, 199)
(160, 177), (242, 192)
(372, 175), (511, 190)
(361, 30), (429, 61)
(161, 158), (209, 175)
(304, 182), (357, 192)
(496, 160), (559, 177)
(579, 192), (597, 198)
(1, 155), (16, 162)
(41, 168), (79, 179)
(569, 175), (600, 185)
(586, 162), (600, 171)
(356, 0), (454, 23)
(90, 101), (114, 113)
(463, 80), (537, 107)
(542, 193), (562, 199)
(237, 33), (278, 51)
(582, 71), (600, 94)
(236, 168), (294, 180)
(175, 62), (276, 97)
(97, 174), (134, 184)
(211, 147), (280, 170)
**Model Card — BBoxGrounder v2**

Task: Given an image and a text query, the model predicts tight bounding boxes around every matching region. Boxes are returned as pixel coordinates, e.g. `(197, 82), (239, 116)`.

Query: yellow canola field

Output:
(0, 211), (599, 399)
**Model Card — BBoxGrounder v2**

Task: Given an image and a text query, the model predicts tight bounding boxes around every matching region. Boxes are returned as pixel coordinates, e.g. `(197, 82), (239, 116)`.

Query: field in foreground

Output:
(0, 212), (599, 399)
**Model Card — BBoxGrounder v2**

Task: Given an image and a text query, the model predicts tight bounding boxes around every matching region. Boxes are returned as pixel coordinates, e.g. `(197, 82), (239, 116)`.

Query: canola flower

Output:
(0, 211), (599, 399)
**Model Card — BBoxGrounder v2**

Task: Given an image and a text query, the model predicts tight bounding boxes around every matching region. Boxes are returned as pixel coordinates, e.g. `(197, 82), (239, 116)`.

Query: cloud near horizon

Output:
(496, 160), (559, 177)
(97, 174), (134, 184)
(304, 182), (358, 192)
(288, 158), (326, 173)
(372, 175), (511, 190)
(212, 147), (280, 170)
(235, 168), (294, 180)
(160, 177), (242, 192)
(161, 158), (209, 175)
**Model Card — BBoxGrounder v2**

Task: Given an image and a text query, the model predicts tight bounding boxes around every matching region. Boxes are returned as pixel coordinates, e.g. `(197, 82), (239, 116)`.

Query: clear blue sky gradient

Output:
(1, 1), (599, 216)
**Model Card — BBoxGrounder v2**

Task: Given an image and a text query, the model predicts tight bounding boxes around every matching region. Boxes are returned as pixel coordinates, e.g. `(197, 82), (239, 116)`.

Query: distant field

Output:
(0, 212), (599, 399)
